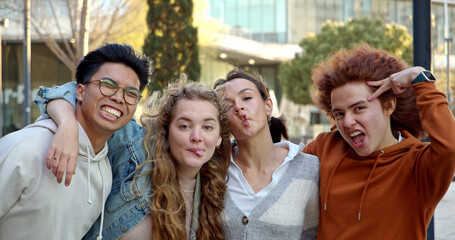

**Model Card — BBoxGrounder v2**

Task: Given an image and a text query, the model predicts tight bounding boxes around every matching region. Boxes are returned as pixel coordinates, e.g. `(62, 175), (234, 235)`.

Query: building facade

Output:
(1, 0), (455, 138)
(0, 0), (73, 136)
(200, 0), (455, 141)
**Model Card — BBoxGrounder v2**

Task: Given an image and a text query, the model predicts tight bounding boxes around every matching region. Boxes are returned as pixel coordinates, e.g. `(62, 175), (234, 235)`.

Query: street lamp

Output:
(444, 0), (452, 109)
(0, 18), (9, 137)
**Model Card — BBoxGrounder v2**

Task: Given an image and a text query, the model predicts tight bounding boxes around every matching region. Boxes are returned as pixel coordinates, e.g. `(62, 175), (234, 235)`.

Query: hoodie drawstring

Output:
(97, 162), (106, 240)
(323, 149), (384, 221)
(357, 150), (383, 220)
(87, 146), (93, 205)
(86, 145), (106, 240)
(323, 150), (350, 211)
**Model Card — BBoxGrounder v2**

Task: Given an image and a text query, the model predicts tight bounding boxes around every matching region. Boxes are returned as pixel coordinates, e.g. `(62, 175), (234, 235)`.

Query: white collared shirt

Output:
(226, 141), (304, 216)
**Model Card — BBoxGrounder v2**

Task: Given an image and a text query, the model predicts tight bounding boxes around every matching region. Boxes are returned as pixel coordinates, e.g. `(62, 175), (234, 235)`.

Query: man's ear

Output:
(384, 97), (397, 116)
(76, 84), (85, 103)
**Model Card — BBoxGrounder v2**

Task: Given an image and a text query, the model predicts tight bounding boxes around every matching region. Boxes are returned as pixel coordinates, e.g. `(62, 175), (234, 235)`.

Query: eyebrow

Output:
(239, 88), (254, 94)
(175, 117), (218, 122)
(331, 100), (368, 113)
(224, 88), (254, 102)
(100, 77), (140, 89)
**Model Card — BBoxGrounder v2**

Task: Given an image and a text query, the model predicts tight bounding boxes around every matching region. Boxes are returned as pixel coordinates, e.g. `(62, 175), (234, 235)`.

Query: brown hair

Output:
(137, 74), (231, 240)
(214, 68), (289, 143)
(311, 44), (424, 138)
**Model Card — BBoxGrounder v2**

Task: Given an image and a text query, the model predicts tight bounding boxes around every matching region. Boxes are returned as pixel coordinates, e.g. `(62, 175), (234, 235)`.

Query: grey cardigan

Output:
(222, 146), (320, 240)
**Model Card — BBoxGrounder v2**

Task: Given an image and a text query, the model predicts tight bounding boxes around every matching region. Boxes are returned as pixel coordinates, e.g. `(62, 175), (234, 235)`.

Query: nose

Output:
(110, 89), (124, 104)
(234, 102), (244, 115)
(343, 112), (356, 128)
(191, 128), (202, 143)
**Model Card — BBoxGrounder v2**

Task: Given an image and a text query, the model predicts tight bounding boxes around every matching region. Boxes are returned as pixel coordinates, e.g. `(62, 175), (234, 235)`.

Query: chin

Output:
(356, 152), (370, 157)
(352, 147), (372, 157)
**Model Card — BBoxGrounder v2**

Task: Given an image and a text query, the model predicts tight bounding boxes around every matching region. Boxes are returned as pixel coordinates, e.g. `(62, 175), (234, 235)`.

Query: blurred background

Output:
(0, 0), (454, 142)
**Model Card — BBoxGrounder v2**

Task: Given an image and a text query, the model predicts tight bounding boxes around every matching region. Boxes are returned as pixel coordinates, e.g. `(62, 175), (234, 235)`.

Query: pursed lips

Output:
(239, 114), (249, 126)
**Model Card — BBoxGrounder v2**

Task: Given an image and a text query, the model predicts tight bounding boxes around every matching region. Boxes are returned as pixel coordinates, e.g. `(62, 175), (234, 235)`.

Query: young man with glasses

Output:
(0, 43), (150, 240)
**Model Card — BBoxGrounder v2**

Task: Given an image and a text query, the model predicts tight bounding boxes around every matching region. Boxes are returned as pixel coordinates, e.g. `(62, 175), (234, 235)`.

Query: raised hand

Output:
(367, 66), (425, 101)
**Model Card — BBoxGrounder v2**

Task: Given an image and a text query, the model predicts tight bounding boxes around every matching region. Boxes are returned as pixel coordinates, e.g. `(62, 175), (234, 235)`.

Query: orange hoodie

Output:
(303, 82), (455, 240)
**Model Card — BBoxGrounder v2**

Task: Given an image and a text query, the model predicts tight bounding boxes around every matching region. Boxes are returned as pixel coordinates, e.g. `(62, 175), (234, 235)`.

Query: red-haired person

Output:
(304, 44), (455, 239)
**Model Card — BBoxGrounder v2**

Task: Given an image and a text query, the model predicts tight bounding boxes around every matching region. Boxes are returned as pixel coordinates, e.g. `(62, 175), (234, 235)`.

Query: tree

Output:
(89, 0), (148, 53)
(143, 0), (201, 91)
(3, 0), (147, 77)
(279, 17), (413, 105)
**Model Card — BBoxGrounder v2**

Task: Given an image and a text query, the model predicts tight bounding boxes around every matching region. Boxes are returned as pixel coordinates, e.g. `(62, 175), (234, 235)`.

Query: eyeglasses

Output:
(84, 78), (142, 105)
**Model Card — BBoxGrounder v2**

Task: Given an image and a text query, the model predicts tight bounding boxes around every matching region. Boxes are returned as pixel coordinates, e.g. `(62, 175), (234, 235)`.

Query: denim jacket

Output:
(84, 120), (151, 240)
(34, 83), (200, 240)
(34, 83), (151, 239)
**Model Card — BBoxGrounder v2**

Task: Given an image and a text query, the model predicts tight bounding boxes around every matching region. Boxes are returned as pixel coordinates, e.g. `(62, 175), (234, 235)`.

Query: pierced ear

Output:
(76, 84), (85, 102)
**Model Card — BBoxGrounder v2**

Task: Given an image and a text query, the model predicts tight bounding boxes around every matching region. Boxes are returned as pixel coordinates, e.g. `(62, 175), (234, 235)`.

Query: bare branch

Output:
(46, 0), (77, 63)
(65, 0), (77, 43)
(98, 4), (121, 44)
(4, 2), (23, 12)
(30, 20), (76, 73)
(4, 0), (145, 73)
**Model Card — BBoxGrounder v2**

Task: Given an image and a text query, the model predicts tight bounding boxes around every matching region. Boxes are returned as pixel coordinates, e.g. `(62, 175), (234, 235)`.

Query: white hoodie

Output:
(0, 118), (112, 240)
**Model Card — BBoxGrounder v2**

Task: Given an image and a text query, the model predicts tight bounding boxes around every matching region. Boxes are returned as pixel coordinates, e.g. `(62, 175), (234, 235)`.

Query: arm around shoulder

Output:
(34, 81), (78, 117)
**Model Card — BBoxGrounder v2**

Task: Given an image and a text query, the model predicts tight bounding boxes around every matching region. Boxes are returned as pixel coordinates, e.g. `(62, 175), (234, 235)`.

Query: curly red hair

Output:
(311, 44), (424, 138)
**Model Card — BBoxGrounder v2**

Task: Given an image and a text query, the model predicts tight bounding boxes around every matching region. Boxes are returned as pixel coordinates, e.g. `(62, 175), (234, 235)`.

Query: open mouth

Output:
(101, 106), (122, 119)
(350, 130), (366, 148)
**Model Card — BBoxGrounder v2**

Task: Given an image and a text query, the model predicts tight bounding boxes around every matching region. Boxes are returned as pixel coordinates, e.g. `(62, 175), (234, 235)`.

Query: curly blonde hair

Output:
(137, 74), (231, 240)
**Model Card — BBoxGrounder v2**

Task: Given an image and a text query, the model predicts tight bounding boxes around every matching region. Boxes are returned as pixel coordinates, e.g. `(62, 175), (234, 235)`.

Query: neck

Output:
(76, 107), (113, 154)
(179, 168), (199, 180)
(87, 135), (111, 153)
(233, 129), (279, 169)
(379, 128), (399, 151)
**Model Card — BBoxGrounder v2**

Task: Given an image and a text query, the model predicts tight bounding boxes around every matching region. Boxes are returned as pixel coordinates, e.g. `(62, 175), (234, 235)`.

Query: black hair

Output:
(75, 43), (151, 91)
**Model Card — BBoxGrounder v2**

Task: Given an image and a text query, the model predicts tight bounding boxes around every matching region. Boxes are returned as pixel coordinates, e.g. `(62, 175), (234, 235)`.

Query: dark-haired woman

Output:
(215, 69), (320, 240)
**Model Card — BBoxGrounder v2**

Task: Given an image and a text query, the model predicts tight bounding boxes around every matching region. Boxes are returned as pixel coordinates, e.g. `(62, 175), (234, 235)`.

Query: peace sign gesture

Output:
(367, 66), (425, 101)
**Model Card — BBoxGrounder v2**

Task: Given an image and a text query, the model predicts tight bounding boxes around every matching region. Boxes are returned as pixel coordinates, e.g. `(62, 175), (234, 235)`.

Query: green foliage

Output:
(279, 17), (413, 104)
(143, 0), (201, 92)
